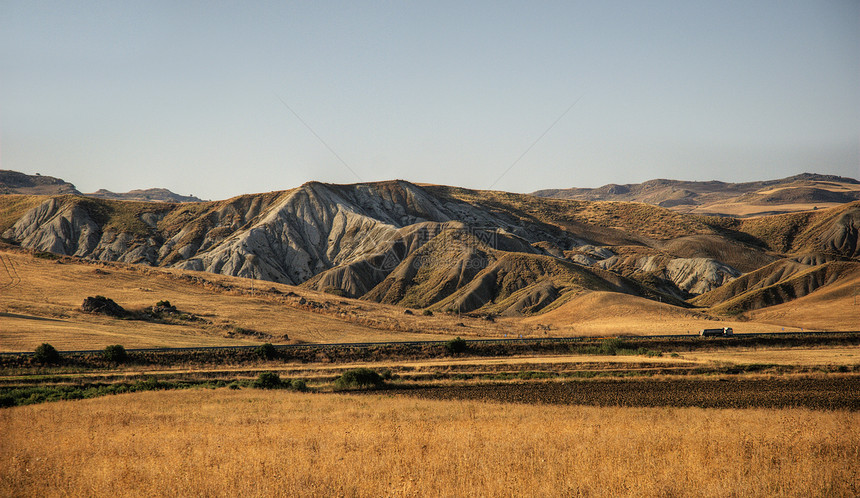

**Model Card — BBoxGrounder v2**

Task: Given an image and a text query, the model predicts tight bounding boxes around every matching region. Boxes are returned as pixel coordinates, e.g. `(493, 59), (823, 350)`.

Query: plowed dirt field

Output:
(381, 376), (860, 410)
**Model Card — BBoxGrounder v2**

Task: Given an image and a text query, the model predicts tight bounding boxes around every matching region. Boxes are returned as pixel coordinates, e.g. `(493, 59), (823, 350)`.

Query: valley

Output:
(1, 174), (858, 340)
(2, 172), (858, 497)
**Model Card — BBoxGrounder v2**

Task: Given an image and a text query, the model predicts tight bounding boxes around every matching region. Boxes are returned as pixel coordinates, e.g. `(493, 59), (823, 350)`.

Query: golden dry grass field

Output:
(746, 274), (860, 331)
(681, 347), (860, 366)
(675, 180), (860, 217)
(1, 388), (857, 497)
(0, 249), (503, 351)
(522, 291), (802, 335)
(0, 245), (853, 354)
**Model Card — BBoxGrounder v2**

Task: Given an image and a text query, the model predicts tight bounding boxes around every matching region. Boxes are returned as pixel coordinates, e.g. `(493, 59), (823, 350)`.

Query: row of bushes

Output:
(575, 338), (662, 357)
(29, 337), (661, 370)
(32, 341), (284, 366)
(26, 336), (474, 368)
(253, 372), (308, 391)
(1, 365), (393, 408)
(253, 367), (392, 392)
(257, 338), (470, 361)
(33, 343), (129, 364)
(0, 378), (223, 408)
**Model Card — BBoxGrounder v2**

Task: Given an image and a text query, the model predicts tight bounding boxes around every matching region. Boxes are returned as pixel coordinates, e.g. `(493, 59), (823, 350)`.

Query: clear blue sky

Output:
(1, 1), (858, 200)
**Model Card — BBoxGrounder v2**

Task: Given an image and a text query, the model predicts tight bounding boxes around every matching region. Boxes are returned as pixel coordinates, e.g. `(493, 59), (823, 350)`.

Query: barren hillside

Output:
(1, 178), (858, 333)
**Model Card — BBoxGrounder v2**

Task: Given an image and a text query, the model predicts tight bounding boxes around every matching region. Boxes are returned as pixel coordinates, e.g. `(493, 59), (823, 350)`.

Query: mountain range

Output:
(0, 170), (204, 202)
(1, 171), (858, 325)
(532, 173), (860, 217)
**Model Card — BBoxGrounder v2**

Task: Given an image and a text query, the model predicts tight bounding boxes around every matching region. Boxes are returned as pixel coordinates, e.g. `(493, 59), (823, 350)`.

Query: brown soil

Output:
(381, 376), (860, 410)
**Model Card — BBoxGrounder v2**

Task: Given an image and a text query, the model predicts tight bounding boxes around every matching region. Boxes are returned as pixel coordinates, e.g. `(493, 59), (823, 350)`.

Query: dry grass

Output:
(523, 291), (799, 335)
(682, 346), (860, 366)
(0, 250), (463, 352)
(690, 181), (860, 217)
(0, 195), (48, 233)
(746, 273), (860, 331)
(685, 201), (849, 218)
(1, 389), (857, 497)
(0, 241), (852, 353)
(429, 185), (715, 239)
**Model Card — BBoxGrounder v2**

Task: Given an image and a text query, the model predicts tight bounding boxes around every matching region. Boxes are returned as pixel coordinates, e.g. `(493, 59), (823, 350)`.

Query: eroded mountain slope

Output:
(2, 180), (858, 319)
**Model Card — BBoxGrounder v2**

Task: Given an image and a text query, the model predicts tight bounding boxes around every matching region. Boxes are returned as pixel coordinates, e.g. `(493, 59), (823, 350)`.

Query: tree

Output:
(256, 343), (278, 360)
(103, 345), (128, 363)
(254, 372), (282, 389)
(33, 343), (60, 364)
(334, 368), (384, 390)
(445, 337), (468, 355)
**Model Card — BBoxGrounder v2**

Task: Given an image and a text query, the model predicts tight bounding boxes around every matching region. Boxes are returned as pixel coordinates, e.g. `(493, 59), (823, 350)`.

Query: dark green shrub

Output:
(599, 338), (625, 355)
(156, 300), (172, 308)
(290, 379), (308, 391)
(445, 337), (468, 354)
(256, 343), (278, 360)
(579, 338), (627, 355)
(103, 344), (128, 363)
(254, 372), (282, 389)
(422, 310), (433, 316)
(33, 343), (60, 364)
(380, 369), (394, 381)
(334, 368), (383, 390)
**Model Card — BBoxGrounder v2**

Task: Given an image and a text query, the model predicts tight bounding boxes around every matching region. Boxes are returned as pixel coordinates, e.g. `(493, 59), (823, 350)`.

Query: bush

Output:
(445, 337), (468, 355)
(33, 343), (60, 364)
(254, 372), (282, 389)
(290, 379), (308, 392)
(256, 343), (278, 360)
(422, 310), (433, 316)
(102, 344), (128, 363)
(334, 368), (384, 390)
(156, 300), (172, 308)
(599, 338), (625, 355)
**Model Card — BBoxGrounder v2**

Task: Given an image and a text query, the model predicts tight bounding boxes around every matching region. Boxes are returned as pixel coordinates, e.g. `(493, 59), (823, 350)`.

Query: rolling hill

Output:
(1, 175), (858, 343)
(532, 173), (860, 217)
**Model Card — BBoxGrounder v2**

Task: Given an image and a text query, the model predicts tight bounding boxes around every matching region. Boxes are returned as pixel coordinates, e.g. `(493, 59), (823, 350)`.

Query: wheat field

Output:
(1, 389), (857, 497)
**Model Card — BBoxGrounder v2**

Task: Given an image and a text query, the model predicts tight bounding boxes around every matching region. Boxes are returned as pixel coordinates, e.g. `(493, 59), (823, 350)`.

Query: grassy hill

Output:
(0, 247), (491, 352)
(532, 173), (860, 217)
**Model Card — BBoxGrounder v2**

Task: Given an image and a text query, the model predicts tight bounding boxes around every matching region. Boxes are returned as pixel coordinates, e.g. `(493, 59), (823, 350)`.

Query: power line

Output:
(487, 93), (584, 190)
(275, 94), (363, 182)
